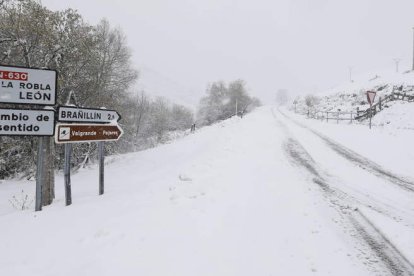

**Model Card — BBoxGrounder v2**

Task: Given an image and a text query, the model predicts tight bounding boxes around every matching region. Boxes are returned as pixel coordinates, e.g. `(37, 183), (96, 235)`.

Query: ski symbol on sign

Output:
(59, 127), (70, 140)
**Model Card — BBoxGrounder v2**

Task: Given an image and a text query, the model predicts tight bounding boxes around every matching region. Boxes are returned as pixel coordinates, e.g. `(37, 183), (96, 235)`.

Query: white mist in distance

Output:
(42, 0), (414, 105)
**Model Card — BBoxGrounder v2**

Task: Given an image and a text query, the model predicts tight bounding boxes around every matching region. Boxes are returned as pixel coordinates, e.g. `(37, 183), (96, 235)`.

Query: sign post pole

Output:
(98, 141), (104, 195)
(369, 108), (372, 129)
(366, 91), (377, 130)
(35, 137), (45, 211)
(64, 143), (72, 205)
(367, 91), (377, 129)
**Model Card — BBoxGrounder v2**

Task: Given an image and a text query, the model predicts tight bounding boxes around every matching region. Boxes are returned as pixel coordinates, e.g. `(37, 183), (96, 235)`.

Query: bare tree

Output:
(134, 91), (150, 137)
(169, 104), (194, 131)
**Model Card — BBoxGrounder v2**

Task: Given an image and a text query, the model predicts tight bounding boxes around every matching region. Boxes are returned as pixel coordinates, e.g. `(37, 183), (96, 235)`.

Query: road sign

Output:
(0, 65), (57, 105)
(366, 91), (376, 106)
(57, 106), (121, 124)
(0, 108), (55, 136)
(55, 123), (123, 143)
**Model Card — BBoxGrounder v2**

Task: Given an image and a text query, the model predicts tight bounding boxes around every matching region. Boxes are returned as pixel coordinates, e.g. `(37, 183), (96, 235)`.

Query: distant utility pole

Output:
(412, 27), (414, 71)
(394, 58), (401, 73)
(349, 67), (353, 83)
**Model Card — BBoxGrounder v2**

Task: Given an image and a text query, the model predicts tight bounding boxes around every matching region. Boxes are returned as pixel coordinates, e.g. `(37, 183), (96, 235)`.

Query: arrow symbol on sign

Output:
(108, 111), (121, 122)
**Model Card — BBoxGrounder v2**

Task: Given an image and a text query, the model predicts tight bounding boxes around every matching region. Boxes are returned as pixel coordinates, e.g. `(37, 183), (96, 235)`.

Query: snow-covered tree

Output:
(0, 0), (195, 185)
(0, 1), (138, 182)
(197, 80), (260, 125)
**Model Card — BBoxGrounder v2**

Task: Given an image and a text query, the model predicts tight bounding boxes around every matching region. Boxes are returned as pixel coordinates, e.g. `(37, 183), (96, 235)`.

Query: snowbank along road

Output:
(0, 106), (413, 275)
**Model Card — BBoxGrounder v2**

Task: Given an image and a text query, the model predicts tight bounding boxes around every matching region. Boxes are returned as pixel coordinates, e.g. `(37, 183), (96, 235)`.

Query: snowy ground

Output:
(1, 106), (413, 275)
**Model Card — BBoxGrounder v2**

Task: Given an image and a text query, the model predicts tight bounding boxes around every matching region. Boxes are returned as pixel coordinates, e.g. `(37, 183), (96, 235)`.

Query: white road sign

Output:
(57, 106), (121, 124)
(0, 108), (55, 136)
(0, 65), (57, 105)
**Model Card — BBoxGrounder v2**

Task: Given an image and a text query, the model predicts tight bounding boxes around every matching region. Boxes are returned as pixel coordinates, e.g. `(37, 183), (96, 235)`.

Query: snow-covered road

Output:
(0, 106), (413, 275)
(275, 108), (414, 275)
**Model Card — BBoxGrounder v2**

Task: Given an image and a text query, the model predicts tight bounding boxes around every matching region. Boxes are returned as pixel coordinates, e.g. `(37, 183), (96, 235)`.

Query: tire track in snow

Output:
(278, 109), (414, 193)
(282, 136), (414, 276)
(282, 135), (387, 216)
(274, 108), (414, 228)
(350, 210), (414, 276)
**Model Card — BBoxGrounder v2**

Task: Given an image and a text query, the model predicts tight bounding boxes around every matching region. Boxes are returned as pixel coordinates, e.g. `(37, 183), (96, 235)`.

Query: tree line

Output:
(0, 0), (260, 182)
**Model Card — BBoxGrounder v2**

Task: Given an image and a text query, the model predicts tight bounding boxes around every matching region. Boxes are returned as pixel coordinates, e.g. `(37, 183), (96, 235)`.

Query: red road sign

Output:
(366, 91), (376, 106)
(55, 123), (123, 143)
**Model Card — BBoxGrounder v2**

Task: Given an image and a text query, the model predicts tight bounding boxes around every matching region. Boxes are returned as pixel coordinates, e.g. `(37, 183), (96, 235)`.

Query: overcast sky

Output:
(42, 0), (414, 103)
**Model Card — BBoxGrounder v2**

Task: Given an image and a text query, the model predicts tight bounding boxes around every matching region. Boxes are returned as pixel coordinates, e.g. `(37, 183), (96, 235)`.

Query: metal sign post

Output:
(366, 91), (377, 129)
(98, 141), (105, 195)
(64, 143), (72, 206)
(369, 109), (372, 129)
(35, 137), (45, 211)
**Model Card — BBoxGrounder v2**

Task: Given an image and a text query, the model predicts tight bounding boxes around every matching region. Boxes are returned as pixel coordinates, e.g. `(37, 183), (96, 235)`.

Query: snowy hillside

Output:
(135, 65), (199, 108)
(371, 101), (414, 129)
(1, 106), (414, 275)
(321, 68), (414, 98)
(293, 67), (414, 129)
